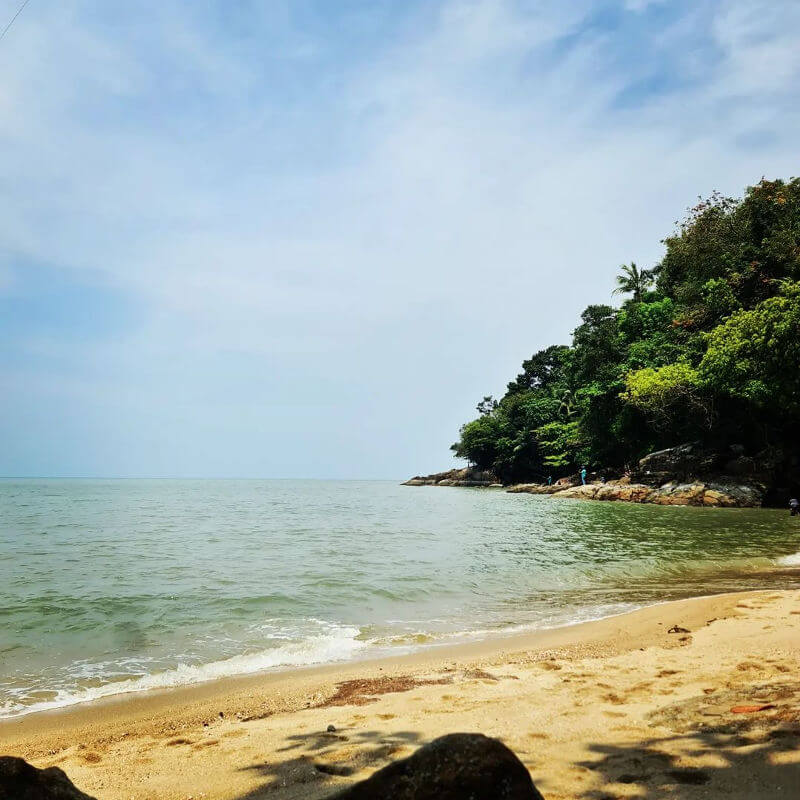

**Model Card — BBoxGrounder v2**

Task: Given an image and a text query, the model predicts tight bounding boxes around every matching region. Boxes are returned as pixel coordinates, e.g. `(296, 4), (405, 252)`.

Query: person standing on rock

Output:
(790, 498), (800, 516)
(547, 475), (552, 486)
(580, 467), (587, 486)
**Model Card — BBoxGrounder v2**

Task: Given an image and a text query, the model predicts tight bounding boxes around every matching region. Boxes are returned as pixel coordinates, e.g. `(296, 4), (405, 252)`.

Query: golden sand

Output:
(3, 590), (800, 799)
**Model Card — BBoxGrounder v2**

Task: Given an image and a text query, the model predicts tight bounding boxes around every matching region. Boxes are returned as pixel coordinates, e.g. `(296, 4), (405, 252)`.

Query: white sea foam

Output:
(777, 551), (800, 566)
(0, 623), (367, 719)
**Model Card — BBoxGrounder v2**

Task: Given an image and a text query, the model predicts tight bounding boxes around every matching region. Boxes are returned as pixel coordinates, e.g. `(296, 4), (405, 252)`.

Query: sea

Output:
(2, 478), (800, 719)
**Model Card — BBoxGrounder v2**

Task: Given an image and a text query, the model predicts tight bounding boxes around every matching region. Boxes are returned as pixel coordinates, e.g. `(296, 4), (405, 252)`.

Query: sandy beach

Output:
(2, 589), (800, 799)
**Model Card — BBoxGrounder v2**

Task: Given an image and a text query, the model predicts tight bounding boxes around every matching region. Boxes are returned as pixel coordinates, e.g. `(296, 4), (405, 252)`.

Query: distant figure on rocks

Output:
(547, 475), (552, 486)
(790, 498), (800, 516)
(580, 467), (587, 486)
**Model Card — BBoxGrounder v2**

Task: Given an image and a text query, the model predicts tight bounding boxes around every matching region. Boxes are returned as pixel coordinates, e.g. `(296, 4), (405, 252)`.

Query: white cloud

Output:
(1, 0), (799, 476)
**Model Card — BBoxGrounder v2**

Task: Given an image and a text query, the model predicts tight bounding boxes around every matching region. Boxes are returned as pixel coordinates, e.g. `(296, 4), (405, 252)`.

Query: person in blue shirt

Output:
(580, 467), (587, 485)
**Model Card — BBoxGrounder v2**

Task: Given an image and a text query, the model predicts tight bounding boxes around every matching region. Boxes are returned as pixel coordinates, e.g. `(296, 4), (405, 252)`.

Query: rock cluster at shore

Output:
(402, 468), (502, 488)
(405, 443), (771, 507)
(506, 478), (763, 507)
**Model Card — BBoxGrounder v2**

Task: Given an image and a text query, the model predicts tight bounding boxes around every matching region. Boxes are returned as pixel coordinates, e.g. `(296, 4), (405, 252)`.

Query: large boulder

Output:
(594, 482), (654, 503)
(551, 484), (599, 500)
(506, 483), (564, 495)
(632, 442), (720, 485)
(703, 482), (763, 507)
(648, 482), (707, 505)
(332, 733), (543, 800)
(0, 757), (97, 800)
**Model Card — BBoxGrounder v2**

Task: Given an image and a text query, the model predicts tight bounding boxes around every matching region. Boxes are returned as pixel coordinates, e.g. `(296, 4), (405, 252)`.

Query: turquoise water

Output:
(2, 479), (800, 718)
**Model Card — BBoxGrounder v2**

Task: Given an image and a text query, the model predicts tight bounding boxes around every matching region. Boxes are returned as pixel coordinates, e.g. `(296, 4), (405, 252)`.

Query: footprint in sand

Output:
(538, 661), (562, 671)
(192, 739), (219, 750)
(736, 661), (764, 672)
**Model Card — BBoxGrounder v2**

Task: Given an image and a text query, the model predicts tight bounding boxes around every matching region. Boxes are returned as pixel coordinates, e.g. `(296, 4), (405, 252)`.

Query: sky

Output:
(0, 0), (798, 478)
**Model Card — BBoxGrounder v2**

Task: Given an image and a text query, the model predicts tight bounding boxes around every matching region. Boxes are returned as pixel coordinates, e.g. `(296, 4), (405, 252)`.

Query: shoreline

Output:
(0, 598), (651, 724)
(5, 588), (800, 798)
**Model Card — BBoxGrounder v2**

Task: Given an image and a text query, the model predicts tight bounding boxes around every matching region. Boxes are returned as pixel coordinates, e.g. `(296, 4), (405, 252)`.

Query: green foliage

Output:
(535, 421), (580, 470)
(699, 285), (800, 412)
(700, 278), (740, 324)
(623, 362), (702, 408)
(450, 178), (800, 481)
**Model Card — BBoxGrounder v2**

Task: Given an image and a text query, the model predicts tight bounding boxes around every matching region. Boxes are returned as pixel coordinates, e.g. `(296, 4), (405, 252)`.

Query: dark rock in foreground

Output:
(331, 733), (544, 800)
(0, 757), (97, 800)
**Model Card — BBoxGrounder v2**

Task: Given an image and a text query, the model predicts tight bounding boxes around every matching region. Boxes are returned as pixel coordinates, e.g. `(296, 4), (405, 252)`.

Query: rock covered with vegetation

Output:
(447, 178), (800, 504)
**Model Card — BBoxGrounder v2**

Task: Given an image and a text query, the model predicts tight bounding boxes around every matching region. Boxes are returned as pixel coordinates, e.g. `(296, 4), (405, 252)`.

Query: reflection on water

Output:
(1, 479), (799, 717)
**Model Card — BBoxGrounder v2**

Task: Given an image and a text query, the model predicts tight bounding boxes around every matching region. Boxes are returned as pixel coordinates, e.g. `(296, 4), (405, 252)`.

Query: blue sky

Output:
(1, 0), (799, 478)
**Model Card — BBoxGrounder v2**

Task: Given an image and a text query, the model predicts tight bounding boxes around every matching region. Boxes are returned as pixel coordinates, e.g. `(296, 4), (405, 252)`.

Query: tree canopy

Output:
(450, 177), (800, 482)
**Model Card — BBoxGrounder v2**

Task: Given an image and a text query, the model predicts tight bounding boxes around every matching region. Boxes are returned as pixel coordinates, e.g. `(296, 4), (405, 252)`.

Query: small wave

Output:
(0, 623), (367, 719)
(777, 551), (800, 567)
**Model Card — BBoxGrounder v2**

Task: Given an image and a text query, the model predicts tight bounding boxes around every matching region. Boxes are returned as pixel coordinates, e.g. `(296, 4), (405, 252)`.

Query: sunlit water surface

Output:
(2, 479), (799, 718)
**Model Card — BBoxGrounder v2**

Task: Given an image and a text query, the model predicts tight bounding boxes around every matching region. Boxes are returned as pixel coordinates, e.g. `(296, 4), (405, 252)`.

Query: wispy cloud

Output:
(1, 0), (798, 477)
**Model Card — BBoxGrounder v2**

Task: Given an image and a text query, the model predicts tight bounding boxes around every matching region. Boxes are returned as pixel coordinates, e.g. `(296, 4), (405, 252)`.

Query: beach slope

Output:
(3, 590), (800, 799)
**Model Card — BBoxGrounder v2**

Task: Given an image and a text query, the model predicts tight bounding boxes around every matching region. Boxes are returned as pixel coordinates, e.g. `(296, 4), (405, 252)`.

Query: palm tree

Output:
(558, 389), (579, 420)
(612, 262), (653, 302)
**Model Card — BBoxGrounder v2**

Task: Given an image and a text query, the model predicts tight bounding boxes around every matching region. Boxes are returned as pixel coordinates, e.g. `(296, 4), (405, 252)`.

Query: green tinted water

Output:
(1, 479), (798, 717)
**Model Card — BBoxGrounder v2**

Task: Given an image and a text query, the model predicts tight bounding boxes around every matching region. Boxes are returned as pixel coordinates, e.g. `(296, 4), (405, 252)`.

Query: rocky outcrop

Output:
(403, 468), (500, 487)
(410, 444), (773, 505)
(506, 483), (566, 495)
(507, 479), (763, 507)
(0, 757), (97, 800)
(632, 442), (720, 485)
(332, 733), (544, 800)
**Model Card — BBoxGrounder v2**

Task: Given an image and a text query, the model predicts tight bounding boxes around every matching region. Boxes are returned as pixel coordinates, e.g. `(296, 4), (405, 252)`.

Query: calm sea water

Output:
(2, 479), (800, 718)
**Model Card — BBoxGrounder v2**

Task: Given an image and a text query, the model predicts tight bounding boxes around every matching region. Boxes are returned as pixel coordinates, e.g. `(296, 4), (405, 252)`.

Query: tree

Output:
(622, 361), (712, 428)
(505, 345), (570, 396)
(612, 262), (653, 302)
(448, 176), (800, 485)
(699, 284), (800, 412)
(476, 396), (498, 416)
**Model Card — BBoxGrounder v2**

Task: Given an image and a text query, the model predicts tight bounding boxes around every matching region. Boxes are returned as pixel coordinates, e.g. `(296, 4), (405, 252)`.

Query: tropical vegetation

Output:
(451, 178), (800, 484)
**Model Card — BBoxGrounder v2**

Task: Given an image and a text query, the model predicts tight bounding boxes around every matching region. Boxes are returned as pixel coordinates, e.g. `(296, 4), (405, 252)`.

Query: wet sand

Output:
(2, 590), (800, 799)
